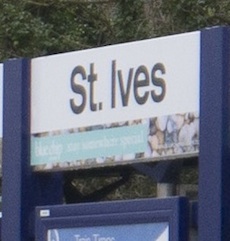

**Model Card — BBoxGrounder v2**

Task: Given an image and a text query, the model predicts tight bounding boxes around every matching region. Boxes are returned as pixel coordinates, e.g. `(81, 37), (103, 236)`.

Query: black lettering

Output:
(118, 68), (133, 107)
(70, 66), (87, 114)
(151, 63), (166, 102)
(88, 63), (97, 111)
(111, 60), (116, 108)
(134, 65), (149, 105)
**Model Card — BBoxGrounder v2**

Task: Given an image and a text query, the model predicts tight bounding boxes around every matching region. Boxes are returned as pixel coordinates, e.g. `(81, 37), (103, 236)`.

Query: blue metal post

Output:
(199, 27), (230, 240)
(2, 59), (63, 241)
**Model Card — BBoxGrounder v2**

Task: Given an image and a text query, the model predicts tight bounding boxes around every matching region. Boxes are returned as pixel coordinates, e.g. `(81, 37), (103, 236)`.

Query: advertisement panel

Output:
(31, 31), (200, 171)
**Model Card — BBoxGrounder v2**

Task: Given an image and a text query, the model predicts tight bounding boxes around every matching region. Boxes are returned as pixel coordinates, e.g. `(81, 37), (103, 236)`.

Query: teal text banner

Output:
(31, 124), (148, 166)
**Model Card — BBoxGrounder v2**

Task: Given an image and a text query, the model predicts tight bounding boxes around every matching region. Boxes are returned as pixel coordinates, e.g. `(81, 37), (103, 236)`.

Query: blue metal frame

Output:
(2, 59), (31, 241)
(2, 59), (63, 241)
(199, 27), (230, 240)
(35, 197), (189, 241)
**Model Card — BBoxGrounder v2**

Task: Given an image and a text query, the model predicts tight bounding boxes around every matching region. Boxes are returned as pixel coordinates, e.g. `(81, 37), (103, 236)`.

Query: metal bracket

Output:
(131, 160), (183, 183)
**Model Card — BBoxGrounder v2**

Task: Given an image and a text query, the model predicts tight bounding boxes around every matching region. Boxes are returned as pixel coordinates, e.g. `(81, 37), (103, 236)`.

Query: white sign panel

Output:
(31, 31), (200, 171)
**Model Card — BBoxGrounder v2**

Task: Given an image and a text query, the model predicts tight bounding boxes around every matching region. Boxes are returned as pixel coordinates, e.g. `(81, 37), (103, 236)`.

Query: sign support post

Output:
(2, 59), (63, 241)
(199, 27), (230, 241)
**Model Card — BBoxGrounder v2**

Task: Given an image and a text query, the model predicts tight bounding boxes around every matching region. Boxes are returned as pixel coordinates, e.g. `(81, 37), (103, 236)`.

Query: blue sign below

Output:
(47, 222), (168, 241)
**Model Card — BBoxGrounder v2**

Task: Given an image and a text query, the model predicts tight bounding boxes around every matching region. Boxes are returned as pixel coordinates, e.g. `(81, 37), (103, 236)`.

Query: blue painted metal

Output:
(132, 160), (182, 183)
(2, 59), (63, 241)
(199, 27), (230, 240)
(35, 196), (189, 241)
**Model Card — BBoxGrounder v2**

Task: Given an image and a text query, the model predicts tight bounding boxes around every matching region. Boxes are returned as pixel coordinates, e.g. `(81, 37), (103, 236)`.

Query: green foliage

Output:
(1, 0), (230, 61)
(0, 2), (51, 59)
(72, 173), (157, 201)
(161, 0), (230, 33)
(113, 0), (149, 42)
(0, 1), (90, 59)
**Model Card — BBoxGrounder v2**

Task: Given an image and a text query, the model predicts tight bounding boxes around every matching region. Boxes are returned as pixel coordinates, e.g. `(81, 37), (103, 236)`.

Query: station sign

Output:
(31, 31), (200, 171)
(35, 197), (188, 241)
